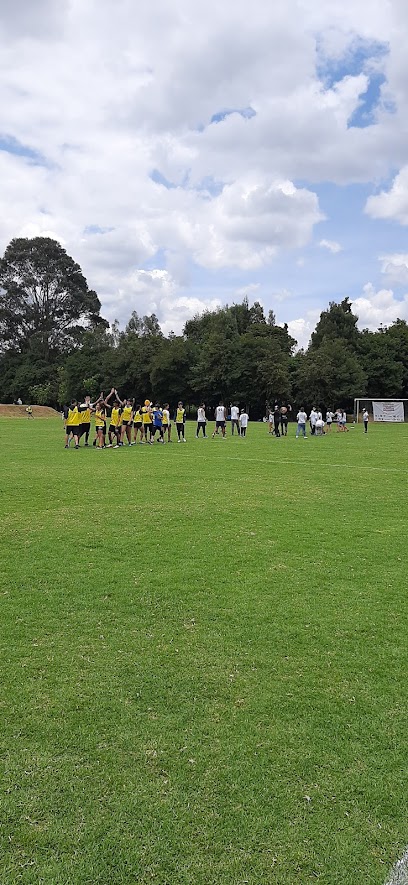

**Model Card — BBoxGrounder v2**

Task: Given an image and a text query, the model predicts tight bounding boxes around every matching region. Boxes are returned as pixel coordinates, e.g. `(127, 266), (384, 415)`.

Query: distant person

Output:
(196, 404), (207, 438)
(162, 403), (172, 442)
(341, 410), (349, 432)
(230, 403), (240, 435)
(280, 405), (289, 436)
(315, 415), (325, 436)
(212, 402), (226, 438)
(141, 400), (153, 444)
(63, 400), (81, 448)
(152, 404), (164, 442)
(175, 401), (187, 442)
(273, 405), (280, 437)
(239, 409), (249, 437)
(17, 397), (22, 406)
(296, 408), (307, 439)
(363, 408), (369, 433)
(325, 410), (333, 432)
(131, 404), (142, 444)
(267, 409), (274, 434)
(26, 405), (34, 419)
(309, 407), (317, 435)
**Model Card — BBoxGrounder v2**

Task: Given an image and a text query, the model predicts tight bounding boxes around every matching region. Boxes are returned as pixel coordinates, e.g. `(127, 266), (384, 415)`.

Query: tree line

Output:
(1, 236), (408, 417)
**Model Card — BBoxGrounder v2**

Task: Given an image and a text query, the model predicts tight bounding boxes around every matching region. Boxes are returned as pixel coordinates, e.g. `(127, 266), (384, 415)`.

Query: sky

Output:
(1, 0), (408, 348)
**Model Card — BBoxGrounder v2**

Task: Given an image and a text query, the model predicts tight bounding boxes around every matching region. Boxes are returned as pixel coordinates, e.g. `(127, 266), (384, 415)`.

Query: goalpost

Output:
(354, 398), (408, 423)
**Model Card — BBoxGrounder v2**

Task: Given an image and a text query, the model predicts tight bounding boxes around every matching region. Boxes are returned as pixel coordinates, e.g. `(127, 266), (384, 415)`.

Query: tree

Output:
(358, 330), (403, 398)
(0, 237), (103, 359)
(294, 338), (367, 408)
(311, 298), (360, 350)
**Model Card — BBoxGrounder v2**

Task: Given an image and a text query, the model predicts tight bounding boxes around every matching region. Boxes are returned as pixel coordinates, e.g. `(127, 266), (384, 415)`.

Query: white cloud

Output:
(319, 238), (343, 253)
(1, 0), (408, 331)
(235, 283), (260, 298)
(365, 167), (408, 224)
(352, 282), (408, 329)
(287, 309), (321, 350)
(379, 253), (408, 285)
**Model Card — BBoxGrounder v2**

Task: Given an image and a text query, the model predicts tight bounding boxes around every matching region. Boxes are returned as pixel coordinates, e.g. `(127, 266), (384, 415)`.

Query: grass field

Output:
(1, 418), (407, 885)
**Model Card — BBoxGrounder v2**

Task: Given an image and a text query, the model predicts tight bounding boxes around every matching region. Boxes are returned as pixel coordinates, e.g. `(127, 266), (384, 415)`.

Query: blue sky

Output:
(1, 0), (408, 345)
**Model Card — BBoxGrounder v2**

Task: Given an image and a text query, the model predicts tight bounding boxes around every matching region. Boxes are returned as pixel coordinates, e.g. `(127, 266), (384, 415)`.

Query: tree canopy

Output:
(1, 237), (407, 413)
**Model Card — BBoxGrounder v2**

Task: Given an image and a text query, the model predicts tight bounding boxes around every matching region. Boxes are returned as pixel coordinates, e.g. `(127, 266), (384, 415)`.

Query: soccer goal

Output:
(354, 398), (408, 423)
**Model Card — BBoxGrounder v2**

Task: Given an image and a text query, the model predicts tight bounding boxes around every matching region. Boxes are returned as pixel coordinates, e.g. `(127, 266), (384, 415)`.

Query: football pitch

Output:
(1, 418), (407, 885)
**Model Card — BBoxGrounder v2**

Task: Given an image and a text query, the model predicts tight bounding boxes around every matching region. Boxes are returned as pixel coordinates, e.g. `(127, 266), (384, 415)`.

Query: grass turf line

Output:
(0, 419), (407, 884)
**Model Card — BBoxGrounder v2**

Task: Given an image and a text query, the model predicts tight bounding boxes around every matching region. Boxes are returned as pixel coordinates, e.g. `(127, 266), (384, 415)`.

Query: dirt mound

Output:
(0, 404), (60, 418)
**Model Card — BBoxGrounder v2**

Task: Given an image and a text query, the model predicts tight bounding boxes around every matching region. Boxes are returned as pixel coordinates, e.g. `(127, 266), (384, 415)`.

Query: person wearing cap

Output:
(239, 409), (249, 437)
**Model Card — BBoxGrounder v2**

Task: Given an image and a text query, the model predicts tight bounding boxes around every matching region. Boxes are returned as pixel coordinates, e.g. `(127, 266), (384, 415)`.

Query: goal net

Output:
(354, 398), (408, 423)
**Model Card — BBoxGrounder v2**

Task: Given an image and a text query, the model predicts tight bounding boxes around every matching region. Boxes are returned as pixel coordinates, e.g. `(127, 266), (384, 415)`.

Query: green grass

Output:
(1, 418), (407, 884)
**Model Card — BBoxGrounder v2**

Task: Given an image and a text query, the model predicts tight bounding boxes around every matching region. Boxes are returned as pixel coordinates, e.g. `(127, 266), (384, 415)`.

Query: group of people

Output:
(63, 392), (250, 448)
(294, 407), (351, 438)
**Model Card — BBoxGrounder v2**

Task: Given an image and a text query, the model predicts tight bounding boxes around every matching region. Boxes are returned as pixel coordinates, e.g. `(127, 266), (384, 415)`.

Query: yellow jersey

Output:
(95, 409), (106, 428)
(80, 407), (91, 423)
(134, 410), (142, 423)
(110, 407), (121, 427)
(67, 406), (80, 426)
(176, 407), (185, 423)
(142, 406), (152, 424)
(122, 405), (132, 422)
(162, 410), (169, 425)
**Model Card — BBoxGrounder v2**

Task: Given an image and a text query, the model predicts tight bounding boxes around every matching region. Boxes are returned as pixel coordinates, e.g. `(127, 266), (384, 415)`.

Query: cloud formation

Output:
(1, 0), (408, 339)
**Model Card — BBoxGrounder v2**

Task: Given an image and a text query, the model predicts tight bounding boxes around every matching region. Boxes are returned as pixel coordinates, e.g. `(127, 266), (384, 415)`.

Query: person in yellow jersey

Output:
(162, 403), (171, 442)
(141, 399), (153, 444)
(133, 404), (143, 444)
(78, 394), (101, 446)
(89, 389), (114, 447)
(175, 401), (187, 442)
(63, 400), (82, 449)
(120, 398), (134, 446)
(94, 402), (107, 448)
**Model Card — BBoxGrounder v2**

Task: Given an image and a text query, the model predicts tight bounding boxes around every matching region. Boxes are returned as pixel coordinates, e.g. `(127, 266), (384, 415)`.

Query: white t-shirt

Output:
(316, 418), (324, 428)
(309, 410), (317, 425)
(239, 412), (248, 428)
(326, 411), (333, 422)
(231, 406), (239, 421)
(363, 410), (369, 421)
(215, 406), (226, 422)
(197, 407), (206, 423)
(162, 408), (170, 424)
(297, 410), (307, 424)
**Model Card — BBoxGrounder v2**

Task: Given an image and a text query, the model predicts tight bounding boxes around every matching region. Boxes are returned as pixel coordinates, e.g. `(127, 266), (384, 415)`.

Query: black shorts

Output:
(134, 421), (142, 429)
(79, 422), (90, 436)
(109, 424), (119, 434)
(122, 420), (129, 427)
(65, 425), (78, 435)
(96, 424), (106, 434)
(216, 421), (225, 428)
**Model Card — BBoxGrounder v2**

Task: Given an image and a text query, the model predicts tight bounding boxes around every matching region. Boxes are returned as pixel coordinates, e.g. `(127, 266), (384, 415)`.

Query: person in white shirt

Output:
(196, 404), (207, 438)
(341, 410), (349, 432)
(268, 410), (274, 434)
(212, 402), (226, 438)
(325, 410), (333, 432)
(362, 409), (369, 433)
(309, 408), (317, 435)
(230, 404), (240, 435)
(315, 416), (325, 436)
(296, 409), (308, 438)
(239, 410), (249, 437)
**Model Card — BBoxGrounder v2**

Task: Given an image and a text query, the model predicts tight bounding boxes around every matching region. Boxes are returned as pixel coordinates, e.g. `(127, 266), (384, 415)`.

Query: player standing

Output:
(212, 402), (226, 438)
